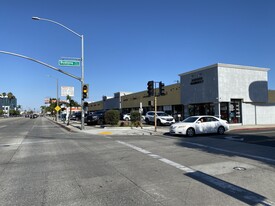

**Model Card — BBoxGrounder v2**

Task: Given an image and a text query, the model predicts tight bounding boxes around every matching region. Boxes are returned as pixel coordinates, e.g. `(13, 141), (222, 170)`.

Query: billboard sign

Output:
(61, 86), (74, 97)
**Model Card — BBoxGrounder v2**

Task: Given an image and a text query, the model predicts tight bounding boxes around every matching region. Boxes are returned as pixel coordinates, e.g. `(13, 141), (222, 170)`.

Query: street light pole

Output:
(32, 16), (85, 130)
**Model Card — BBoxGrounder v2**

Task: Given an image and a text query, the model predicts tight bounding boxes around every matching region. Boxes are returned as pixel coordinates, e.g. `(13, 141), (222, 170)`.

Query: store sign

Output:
(190, 77), (204, 85)
(61, 86), (74, 97)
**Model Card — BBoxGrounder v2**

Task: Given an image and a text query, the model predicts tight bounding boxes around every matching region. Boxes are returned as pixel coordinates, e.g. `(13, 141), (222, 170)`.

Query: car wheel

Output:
(145, 118), (150, 124)
(157, 119), (161, 126)
(97, 119), (103, 125)
(186, 128), (195, 137)
(217, 126), (225, 135)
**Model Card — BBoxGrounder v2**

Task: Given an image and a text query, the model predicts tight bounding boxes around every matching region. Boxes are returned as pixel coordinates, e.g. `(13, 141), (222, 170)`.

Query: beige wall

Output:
(89, 101), (103, 111)
(89, 83), (181, 111)
(121, 83), (181, 108)
(268, 90), (275, 103)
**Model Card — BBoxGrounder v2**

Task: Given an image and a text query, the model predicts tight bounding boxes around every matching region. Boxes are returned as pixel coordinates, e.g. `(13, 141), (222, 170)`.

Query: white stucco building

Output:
(179, 63), (274, 125)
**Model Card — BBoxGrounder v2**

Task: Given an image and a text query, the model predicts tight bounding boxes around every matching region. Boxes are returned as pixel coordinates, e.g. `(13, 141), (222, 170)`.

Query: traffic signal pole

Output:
(154, 81), (158, 132)
(154, 95), (157, 132)
(147, 80), (166, 132)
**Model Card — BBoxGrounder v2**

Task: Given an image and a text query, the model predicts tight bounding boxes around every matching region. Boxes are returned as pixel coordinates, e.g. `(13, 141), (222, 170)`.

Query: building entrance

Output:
(220, 99), (242, 123)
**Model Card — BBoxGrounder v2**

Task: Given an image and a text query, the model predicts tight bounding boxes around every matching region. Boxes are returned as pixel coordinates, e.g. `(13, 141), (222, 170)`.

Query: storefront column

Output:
(184, 105), (189, 119)
(214, 102), (220, 118)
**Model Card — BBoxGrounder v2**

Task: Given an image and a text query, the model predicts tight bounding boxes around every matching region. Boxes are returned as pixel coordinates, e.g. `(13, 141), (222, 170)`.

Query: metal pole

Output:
(31, 17), (85, 130)
(81, 35), (85, 130)
(154, 96), (157, 132)
(56, 78), (59, 122)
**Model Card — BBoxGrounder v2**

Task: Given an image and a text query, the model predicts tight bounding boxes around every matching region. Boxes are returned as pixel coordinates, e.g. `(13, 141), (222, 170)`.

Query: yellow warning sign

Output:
(55, 106), (61, 112)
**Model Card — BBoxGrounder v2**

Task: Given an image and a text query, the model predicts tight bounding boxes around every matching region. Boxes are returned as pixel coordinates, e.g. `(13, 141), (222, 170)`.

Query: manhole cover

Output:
(233, 167), (246, 171)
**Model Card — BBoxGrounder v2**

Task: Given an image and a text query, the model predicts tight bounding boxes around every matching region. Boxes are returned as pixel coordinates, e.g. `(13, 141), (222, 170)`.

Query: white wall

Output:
(242, 103), (275, 125)
(218, 65), (269, 103)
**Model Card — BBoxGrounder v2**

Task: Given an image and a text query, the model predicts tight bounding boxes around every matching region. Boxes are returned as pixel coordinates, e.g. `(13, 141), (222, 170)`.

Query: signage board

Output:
(61, 86), (74, 97)
(58, 60), (80, 67)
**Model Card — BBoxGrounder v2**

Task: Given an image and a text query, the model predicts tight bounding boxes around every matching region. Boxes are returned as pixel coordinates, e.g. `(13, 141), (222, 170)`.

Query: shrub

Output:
(130, 111), (141, 122)
(104, 110), (120, 125)
(130, 111), (143, 128)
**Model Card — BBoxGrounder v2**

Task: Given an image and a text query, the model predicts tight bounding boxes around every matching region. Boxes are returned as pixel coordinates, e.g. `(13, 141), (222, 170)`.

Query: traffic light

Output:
(82, 84), (89, 99)
(159, 81), (165, 96)
(84, 101), (89, 107)
(147, 81), (154, 96)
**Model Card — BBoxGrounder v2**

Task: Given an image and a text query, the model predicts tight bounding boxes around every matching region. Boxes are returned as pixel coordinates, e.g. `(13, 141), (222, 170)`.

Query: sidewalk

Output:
(52, 118), (275, 136)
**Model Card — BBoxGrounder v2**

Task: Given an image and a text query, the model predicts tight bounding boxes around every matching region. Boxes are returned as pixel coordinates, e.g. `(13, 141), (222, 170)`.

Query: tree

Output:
(7, 92), (15, 99)
(66, 95), (72, 125)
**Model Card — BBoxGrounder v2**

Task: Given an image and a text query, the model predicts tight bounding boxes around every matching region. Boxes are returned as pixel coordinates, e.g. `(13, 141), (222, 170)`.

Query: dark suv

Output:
(85, 111), (105, 125)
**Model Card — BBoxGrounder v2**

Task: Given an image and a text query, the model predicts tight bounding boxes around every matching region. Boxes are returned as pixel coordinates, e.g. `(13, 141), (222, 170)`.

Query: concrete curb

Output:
(47, 117), (275, 135)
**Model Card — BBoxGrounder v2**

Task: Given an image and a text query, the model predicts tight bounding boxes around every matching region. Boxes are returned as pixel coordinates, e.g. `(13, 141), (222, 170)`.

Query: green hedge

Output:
(104, 110), (120, 125)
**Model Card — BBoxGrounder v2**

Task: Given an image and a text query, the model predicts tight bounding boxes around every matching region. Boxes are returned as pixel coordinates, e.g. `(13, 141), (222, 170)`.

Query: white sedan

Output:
(169, 116), (229, 137)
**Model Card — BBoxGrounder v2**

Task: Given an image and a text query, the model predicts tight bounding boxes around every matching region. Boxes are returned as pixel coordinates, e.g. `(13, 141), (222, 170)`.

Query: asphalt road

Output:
(225, 128), (275, 147)
(0, 117), (275, 206)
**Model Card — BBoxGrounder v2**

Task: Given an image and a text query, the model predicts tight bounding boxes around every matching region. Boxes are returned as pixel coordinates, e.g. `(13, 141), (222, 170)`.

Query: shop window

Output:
(229, 99), (242, 123)
(220, 102), (229, 121)
(188, 103), (215, 116)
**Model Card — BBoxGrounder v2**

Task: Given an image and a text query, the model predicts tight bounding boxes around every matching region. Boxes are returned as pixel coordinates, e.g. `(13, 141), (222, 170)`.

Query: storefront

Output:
(179, 63), (270, 124)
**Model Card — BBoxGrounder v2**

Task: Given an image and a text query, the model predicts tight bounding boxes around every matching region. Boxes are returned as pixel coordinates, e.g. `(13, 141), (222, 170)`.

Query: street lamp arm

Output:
(0, 50), (81, 81)
(32, 16), (85, 130)
(32, 17), (82, 38)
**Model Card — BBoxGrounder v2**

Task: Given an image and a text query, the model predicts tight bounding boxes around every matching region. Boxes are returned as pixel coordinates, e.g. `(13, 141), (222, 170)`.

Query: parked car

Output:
(70, 112), (81, 121)
(145, 111), (175, 125)
(85, 111), (105, 125)
(169, 115), (229, 137)
(123, 113), (131, 121)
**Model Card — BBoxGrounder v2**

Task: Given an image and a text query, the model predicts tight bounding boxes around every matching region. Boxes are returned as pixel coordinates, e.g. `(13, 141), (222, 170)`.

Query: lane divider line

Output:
(115, 140), (274, 206)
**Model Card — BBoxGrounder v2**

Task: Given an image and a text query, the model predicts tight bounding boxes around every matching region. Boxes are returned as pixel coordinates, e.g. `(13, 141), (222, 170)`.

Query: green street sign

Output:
(58, 60), (80, 67)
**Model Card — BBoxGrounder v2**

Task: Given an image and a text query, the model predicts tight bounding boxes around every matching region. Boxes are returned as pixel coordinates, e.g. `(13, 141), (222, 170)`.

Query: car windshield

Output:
(182, 116), (199, 123)
(157, 112), (168, 116)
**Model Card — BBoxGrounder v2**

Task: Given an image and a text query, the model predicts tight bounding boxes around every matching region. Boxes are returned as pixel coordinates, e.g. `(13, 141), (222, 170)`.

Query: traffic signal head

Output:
(82, 84), (89, 99)
(147, 81), (154, 96)
(159, 81), (165, 96)
(84, 101), (89, 107)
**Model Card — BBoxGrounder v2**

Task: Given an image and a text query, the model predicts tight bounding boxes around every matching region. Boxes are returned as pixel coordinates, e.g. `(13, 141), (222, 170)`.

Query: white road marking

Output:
(0, 125), (7, 129)
(0, 140), (54, 147)
(114, 139), (275, 206)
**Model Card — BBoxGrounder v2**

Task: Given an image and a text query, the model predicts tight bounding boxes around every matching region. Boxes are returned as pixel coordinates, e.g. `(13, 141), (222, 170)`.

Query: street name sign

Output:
(58, 60), (80, 67)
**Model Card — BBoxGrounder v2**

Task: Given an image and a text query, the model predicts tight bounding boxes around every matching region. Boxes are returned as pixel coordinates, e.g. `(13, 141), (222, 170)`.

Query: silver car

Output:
(145, 111), (175, 125)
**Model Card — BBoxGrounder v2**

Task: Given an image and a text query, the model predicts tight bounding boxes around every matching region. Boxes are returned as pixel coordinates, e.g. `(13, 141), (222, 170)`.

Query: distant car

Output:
(85, 111), (105, 125)
(169, 115), (229, 137)
(30, 114), (38, 119)
(123, 113), (131, 121)
(145, 111), (175, 125)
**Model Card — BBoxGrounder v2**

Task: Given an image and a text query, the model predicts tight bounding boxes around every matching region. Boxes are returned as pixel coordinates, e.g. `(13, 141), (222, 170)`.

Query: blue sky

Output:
(1, 0), (275, 111)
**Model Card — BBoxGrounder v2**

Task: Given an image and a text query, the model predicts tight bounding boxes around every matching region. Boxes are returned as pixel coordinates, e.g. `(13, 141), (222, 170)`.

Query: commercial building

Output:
(0, 95), (17, 110)
(89, 63), (275, 125)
